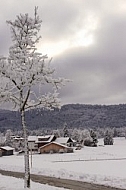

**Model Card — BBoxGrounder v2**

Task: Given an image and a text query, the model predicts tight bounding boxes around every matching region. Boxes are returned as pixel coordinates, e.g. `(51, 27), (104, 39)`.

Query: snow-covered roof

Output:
(28, 135), (55, 143)
(28, 136), (38, 142)
(38, 135), (50, 139)
(49, 135), (56, 141)
(0, 146), (14, 151)
(55, 137), (70, 144)
(39, 141), (69, 149)
(37, 135), (55, 141)
(14, 137), (24, 140)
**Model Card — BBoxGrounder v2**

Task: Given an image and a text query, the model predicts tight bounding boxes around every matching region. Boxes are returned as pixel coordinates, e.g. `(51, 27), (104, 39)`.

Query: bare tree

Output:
(0, 7), (66, 188)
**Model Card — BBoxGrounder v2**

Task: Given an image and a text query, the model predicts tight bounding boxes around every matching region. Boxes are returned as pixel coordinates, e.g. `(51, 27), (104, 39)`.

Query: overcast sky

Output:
(1, 0), (126, 106)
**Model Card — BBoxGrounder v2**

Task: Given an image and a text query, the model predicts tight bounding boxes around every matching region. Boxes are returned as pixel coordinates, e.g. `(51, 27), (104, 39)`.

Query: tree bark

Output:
(21, 109), (30, 188)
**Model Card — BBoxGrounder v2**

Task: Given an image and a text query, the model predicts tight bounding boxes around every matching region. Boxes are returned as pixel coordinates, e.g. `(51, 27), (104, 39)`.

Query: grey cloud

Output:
(53, 9), (126, 104)
(0, 0), (126, 106)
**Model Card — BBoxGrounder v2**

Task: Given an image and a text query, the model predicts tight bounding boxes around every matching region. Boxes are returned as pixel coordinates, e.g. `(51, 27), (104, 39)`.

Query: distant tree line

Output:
(2, 124), (125, 150)
(1, 104), (126, 132)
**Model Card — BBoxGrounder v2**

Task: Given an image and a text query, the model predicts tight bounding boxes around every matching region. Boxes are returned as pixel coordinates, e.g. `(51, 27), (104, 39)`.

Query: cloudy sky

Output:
(1, 0), (126, 106)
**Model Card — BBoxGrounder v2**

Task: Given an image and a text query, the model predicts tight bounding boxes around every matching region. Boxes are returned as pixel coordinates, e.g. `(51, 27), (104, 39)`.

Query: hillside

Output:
(0, 104), (126, 132)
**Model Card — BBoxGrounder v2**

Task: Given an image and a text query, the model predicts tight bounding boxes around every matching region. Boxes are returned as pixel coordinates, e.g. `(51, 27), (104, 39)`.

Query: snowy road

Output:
(0, 169), (125, 190)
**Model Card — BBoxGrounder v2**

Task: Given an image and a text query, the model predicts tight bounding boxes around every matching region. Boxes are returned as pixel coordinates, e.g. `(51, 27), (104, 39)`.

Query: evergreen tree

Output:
(90, 129), (98, 147)
(63, 122), (69, 137)
(104, 130), (114, 145)
(113, 128), (118, 137)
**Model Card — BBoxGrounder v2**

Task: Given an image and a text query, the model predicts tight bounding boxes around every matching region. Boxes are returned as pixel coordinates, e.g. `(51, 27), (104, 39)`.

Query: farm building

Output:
(28, 136), (38, 151)
(28, 135), (57, 150)
(0, 146), (14, 156)
(11, 136), (24, 142)
(39, 142), (73, 154)
(35, 135), (57, 148)
(55, 137), (75, 147)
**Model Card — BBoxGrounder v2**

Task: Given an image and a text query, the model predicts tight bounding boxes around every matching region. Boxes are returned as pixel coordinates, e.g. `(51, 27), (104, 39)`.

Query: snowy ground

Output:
(0, 174), (69, 190)
(0, 137), (126, 189)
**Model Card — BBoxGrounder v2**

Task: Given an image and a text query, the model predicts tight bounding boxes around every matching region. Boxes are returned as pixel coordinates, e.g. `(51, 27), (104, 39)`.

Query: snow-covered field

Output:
(0, 174), (69, 190)
(0, 137), (126, 189)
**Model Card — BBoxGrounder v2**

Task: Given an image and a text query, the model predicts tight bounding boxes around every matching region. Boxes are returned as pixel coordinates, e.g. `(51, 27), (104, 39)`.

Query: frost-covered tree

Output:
(72, 128), (80, 142)
(0, 7), (66, 188)
(5, 129), (13, 146)
(52, 129), (60, 137)
(80, 129), (90, 145)
(0, 132), (5, 146)
(83, 129), (98, 147)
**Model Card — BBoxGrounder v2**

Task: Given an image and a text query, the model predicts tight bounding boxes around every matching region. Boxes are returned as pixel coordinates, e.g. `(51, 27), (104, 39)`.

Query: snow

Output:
(0, 137), (126, 189)
(28, 136), (37, 142)
(0, 174), (68, 190)
(55, 137), (70, 144)
(1, 146), (14, 151)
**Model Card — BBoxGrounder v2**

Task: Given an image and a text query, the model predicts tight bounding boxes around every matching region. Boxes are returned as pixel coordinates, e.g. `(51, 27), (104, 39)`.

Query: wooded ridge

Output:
(0, 104), (126, 132)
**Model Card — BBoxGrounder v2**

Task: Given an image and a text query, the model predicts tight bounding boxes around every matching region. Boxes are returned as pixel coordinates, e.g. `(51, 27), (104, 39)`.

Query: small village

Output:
(1, 135), (75, 157)
(0, 133), (76, 157)
(0, 126), (115, 157)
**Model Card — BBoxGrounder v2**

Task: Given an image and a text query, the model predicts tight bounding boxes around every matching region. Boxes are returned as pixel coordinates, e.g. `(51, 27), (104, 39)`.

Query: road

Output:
(0, 169), (125, 190)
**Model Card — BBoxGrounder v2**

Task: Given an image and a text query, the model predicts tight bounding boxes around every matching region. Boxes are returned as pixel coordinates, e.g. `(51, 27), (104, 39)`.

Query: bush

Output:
(84, 138), (94, 147)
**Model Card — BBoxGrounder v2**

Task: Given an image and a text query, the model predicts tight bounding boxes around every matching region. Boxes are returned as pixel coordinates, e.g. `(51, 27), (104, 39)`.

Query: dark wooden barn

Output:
(0, 146), (14, 156)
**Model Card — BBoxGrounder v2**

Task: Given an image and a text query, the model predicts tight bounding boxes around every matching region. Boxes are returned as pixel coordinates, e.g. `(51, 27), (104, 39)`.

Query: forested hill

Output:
(0, 104), (126, 132)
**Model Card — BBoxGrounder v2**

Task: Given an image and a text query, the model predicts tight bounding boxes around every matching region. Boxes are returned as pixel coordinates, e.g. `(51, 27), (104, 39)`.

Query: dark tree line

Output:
(1, 104), (126, 132)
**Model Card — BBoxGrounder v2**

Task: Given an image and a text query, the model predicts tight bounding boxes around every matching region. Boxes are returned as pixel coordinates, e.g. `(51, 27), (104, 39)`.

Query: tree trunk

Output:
(21, 109), (30, 188)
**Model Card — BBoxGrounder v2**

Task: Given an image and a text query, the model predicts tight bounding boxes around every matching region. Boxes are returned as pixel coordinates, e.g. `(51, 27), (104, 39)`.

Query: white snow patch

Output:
(0, 137), (126, 189)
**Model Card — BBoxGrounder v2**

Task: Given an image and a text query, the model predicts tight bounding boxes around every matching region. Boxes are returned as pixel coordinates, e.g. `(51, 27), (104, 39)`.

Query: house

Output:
(55, 137), (75, 147)
(28, 135), (57, 150)
(10, 136), (25, 151)
(11, 136), (24, 142)
(0, 146), (14, 156)
(28, 136), (38, 151)
(39, 142), (73, 154)
(35, 135), (56, 149)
